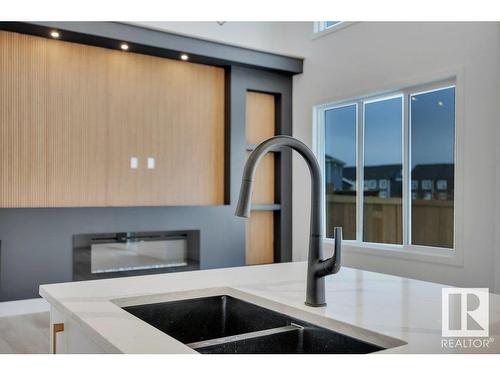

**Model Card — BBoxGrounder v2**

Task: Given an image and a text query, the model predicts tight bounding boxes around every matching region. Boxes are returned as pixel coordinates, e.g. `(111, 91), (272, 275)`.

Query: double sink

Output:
(123, 295), (387, 354)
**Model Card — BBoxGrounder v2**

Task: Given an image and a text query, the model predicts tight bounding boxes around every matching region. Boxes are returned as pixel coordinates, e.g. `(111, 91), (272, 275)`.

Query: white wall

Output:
(131, 22), (500, 291)
(288, 22), (500, 291)
(495, 24), (500, 293)
(129, 21), (305, 57)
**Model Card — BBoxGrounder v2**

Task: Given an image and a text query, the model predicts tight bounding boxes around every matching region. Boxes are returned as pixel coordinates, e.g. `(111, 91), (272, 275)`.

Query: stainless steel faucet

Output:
(235, 135), (342, 307)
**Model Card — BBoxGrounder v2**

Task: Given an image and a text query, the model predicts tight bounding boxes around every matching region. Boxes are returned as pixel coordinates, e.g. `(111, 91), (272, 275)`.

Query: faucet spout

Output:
(235, 135), (342, 307)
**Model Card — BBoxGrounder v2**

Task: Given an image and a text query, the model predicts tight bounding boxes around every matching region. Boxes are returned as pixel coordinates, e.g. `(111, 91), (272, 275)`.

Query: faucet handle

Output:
(332, 227), (342, 273)
(333, 226), (342, 242)
(332, 227), (342, 274)
(317, 226), (342, 277)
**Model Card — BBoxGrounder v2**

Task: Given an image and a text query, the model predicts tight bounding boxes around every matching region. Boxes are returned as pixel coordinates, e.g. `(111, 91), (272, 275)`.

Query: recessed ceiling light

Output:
(50, 31), (60, 39)
(437, 101), (444, 107)
(120, 43), (129, 51)
(180, 54), (189, 61)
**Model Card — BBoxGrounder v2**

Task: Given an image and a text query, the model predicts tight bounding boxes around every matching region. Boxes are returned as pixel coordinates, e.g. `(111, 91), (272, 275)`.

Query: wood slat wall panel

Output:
(0, 32), (48, 207)
(148, 56), (225, 206)
(45, 35), (108, 207)
(0, 30), (225, 207)
(105, 50), (152, 206)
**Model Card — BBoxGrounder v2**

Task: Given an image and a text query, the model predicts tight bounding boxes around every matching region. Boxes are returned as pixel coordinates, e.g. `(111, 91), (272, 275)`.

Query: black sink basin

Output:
(197, 325), (381, 354)
(123, 295), (290, 343)
(123, 295), (384, 354)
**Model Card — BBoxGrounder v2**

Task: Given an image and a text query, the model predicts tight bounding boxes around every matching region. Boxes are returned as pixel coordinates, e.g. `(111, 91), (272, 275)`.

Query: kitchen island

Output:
(39, 262), (500, 354)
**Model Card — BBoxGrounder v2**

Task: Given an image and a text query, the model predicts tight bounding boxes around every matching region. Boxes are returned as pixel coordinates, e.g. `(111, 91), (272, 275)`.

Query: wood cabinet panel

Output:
(245, 91), (275, 205)
(245, 91), (275, 145)
(245, 91), (276, 265)
(0, 31), (225, 207)
(246, 211), (274, 265)
(247, 152), (275, 205)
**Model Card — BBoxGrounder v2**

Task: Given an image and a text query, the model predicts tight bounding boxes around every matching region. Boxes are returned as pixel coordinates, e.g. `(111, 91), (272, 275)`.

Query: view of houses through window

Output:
(410, 87), (455, 248)
(323, 83), (455, 249)
(363, 96), (403, 244)
(324, 104), (357, 240)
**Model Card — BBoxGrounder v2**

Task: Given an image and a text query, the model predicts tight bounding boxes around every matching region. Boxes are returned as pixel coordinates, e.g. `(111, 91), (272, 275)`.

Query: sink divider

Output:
(187, 323), (304, 350)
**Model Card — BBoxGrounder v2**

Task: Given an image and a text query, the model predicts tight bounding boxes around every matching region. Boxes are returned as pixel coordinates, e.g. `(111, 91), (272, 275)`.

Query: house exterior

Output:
(325, 154), (453, 201)
(411, 163), (454, 201)
(344, 164), (403, 198)
(324, 155), (346, 193)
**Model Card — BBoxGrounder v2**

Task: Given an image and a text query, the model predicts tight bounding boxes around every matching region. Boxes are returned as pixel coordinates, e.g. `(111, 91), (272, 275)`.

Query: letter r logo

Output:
(442, 288), (489, 337)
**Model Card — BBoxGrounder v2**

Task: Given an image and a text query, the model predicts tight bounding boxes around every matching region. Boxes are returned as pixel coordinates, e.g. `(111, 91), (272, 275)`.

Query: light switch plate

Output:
(147, 157), (155, 169)
(130, 157), (139, 169)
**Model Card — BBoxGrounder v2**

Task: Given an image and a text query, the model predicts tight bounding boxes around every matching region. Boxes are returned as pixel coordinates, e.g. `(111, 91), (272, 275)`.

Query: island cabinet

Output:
(0, 30), (225, 208)
(50, 306), (107, 354)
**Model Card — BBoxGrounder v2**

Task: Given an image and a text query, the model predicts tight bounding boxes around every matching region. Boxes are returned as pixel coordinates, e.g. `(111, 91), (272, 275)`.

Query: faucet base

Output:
(304, 301), (327, 307)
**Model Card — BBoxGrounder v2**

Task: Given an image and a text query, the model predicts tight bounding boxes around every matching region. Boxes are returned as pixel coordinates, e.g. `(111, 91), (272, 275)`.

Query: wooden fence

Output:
(325, 194), (453, 248)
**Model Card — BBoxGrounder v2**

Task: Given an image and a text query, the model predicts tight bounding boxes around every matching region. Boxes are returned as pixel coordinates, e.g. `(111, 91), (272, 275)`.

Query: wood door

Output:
(245, 91), (276, 265)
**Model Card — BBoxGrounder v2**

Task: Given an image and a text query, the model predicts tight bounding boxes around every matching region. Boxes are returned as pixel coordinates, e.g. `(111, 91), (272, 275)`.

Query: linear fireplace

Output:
(73, 230), (200, 281)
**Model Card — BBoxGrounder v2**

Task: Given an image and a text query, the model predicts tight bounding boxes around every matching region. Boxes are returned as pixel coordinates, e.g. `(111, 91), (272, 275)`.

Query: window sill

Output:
(312, 22), (357, 41)
(323, 238), (464, 267)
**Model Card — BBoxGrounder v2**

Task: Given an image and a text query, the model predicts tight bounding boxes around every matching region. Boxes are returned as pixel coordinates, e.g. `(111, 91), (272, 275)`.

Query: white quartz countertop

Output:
(39, 262), (500, 354)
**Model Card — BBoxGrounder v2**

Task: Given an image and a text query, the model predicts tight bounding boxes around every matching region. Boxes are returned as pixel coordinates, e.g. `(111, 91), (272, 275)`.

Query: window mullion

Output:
(402, 93), (410, 246)
(356, 101), (364, 242)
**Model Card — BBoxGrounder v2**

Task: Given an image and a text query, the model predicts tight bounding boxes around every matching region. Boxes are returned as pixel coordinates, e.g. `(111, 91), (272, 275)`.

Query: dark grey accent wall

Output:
(230, 67), (293, 263)
(0, 65), (293, 302)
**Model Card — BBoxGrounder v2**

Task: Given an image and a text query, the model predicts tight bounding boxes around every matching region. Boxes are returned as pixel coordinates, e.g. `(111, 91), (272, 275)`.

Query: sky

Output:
(324, 87), (455, 169)
(410, 87), (455, 168)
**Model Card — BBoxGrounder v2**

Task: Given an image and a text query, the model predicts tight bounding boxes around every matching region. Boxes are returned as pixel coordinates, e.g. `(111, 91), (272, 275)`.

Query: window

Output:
(324, 104), (357, 240)
(365, 180), (377, 190)
(316, 21), (343, 32)
(363, 96), (403, 244)
(324, 21), (342, 29)
(313, 21), (354, 34)
(320, 81), (456, 250)
(437, 180), (448, 190)
(410, 86), (455, 248)
(421, 180), (432, 190)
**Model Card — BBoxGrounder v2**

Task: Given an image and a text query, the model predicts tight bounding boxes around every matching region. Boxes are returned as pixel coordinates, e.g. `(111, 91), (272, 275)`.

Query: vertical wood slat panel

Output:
(0, 32), (45, 207)
(45, 34), (108, 207)
(105, 49), (151, 206)
(0, 30), (225, 207)
(148, 54), (225, 206)
(245, 91), (276, 265)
